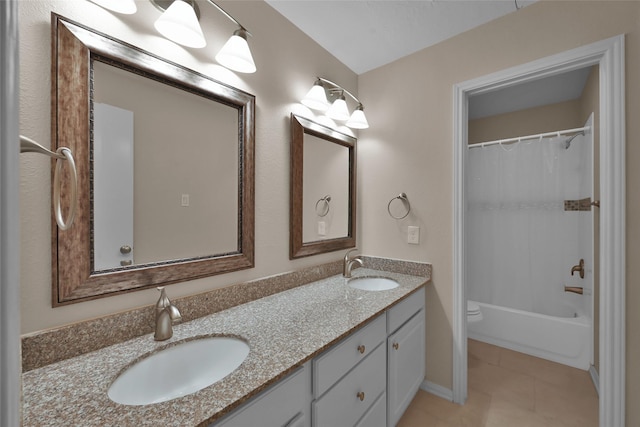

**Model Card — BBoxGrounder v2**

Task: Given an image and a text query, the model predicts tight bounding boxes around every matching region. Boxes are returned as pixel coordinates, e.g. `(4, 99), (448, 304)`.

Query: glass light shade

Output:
(326, 95), (350, 121)
(89, 0), (137, 14)
(154, 0), (206, 48)
(346, 105), (369, 129)
(215, 29), (257, 73)
(301, 82), (329, 111)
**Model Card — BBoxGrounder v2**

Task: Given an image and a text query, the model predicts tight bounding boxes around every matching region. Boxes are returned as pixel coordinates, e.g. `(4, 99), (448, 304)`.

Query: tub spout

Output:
(564, 286), (584, 295)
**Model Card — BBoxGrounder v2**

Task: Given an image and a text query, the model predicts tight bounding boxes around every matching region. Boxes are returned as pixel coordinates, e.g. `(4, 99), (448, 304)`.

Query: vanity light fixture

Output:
(301, 77), (369, 129)
(215, 27), (256, 73)
(326, 92), (350, 121)
(153, 0), (205, 48)
(301, 79), (330, 112)
(346, 104), (369, 130)
(150, 0), (257, 73)
(89, 0), (137, 14)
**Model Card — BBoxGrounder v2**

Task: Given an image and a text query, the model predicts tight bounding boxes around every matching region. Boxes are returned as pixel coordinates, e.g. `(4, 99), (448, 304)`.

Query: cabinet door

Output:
(213, 363), (310, 427)
(387, 309), (425, 427)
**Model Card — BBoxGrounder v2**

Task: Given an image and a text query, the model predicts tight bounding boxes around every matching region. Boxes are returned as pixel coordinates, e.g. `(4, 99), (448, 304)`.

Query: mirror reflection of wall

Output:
(290, 114), (356, 259)
(302, 133), (349, 242)
(93, 61), (239, 269)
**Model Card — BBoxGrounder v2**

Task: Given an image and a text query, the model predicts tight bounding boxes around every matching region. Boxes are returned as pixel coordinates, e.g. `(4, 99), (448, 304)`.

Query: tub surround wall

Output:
(21, 257), (431, 372)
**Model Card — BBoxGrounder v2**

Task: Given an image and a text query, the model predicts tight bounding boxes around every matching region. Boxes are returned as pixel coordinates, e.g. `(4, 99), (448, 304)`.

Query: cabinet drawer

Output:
(313, 313), (386, 396)
(213, 363), (310, 427)
(387, 287), (425, 334)
(354, 391), (386, 427)
(312, 343), (386, 427)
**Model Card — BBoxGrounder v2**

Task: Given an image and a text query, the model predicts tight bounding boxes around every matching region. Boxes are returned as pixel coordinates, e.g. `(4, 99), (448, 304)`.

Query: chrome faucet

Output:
(343, 249), (363, 278)
(154, 287), (182, 341)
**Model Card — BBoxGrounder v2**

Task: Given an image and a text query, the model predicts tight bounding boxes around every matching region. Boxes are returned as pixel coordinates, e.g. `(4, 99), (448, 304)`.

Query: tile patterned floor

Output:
(398, 339), (599, 427)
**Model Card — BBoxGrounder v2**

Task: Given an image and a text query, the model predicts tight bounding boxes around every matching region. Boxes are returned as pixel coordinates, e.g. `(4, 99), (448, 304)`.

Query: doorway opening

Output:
(453, 35), (625, 426)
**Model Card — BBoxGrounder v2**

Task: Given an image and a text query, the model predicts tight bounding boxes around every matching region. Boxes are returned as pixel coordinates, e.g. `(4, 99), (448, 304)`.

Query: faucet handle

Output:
(167, 304), (182, 324)
(155, 287), (171, 317)
(155, 287), (181, 322)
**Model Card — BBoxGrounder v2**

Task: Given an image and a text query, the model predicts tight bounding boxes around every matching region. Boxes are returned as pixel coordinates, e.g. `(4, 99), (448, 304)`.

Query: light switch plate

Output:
(318, 221), (326, 236)
(408, 226), (420, 244)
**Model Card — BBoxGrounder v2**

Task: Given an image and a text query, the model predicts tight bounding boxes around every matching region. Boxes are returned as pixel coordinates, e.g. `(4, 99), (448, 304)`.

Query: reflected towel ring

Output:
(20, 136), (78, 230)
(315, 195), (331, 217)
(387, 193), (411, 219)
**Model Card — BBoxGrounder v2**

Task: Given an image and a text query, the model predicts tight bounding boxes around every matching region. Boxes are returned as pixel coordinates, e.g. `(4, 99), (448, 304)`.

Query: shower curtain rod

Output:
(469, 126), (590, 149)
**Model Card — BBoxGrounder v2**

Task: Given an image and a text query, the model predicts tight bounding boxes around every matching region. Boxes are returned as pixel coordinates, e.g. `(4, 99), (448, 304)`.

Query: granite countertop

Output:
(22, 268), (427, 426)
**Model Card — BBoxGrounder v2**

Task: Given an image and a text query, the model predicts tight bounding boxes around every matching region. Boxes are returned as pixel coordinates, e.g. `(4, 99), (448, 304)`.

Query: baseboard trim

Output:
(589, 365), (600, 396)
(421, 380), (453, 402)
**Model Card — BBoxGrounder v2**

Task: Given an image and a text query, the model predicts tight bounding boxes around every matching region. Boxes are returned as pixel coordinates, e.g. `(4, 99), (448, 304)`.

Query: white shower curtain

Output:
(466, 134), (591, 315)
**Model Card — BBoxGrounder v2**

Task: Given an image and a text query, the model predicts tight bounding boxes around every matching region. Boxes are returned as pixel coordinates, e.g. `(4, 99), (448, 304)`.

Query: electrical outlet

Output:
(181, 194), (190, 207)
(408, 226), (420, 244)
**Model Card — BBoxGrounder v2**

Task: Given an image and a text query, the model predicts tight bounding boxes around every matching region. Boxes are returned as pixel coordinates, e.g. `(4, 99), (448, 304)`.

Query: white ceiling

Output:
(265, 0), (592, 118)
(468, 67), (593, 119)
(265, 0), (537, 75)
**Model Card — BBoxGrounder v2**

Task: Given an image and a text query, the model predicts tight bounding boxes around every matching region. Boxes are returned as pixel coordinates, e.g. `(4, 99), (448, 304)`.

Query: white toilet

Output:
(467, 301), (483, 323)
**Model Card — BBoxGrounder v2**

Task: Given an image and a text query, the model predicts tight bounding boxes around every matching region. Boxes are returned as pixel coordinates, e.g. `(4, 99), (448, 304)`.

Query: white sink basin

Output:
(348, 277), (399, 291)
(108, 336), (250, 405)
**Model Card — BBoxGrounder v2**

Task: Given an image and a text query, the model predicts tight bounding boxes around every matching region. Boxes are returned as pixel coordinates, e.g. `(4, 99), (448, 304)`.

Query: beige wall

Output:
(358, 1), (639, 423)
(19, 0), (640, 424)
(468, 98), (583, 144)
(19, 1), (358, 332)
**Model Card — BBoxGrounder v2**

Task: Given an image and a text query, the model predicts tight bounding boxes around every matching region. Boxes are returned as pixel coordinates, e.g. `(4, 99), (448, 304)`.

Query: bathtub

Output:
(467, 300), (591, 370)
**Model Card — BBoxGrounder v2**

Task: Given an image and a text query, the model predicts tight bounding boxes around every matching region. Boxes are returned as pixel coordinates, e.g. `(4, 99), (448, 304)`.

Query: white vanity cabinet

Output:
(386, 288), (426, 427)
(212, 363), (311, 427)
(211, 287), (425, 427)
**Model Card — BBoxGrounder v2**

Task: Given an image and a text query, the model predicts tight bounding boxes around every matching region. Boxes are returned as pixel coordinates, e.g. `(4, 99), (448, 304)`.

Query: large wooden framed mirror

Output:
(290, 114), (356, 258)
(51, 14), (255, 305)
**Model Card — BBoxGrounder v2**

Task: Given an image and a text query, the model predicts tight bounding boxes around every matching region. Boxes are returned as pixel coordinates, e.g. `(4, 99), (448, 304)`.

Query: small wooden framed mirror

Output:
(290, 114), (356, 259)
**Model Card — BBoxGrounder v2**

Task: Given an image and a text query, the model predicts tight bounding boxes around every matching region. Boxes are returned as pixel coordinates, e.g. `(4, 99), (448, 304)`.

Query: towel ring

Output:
(20, 136), (78, 230)
(388, 193), (411, 219)
(315, 195), (331, 217)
